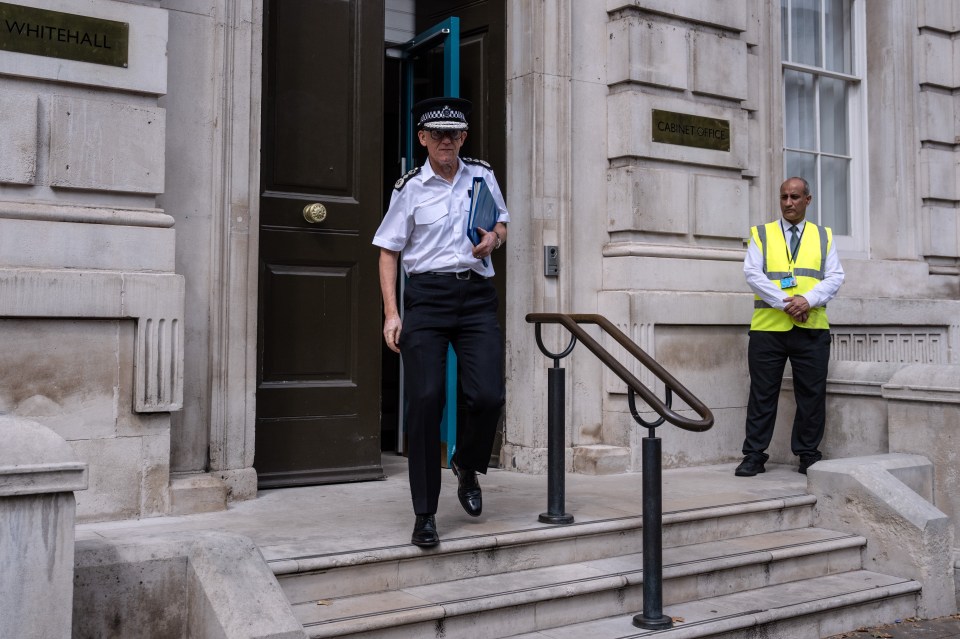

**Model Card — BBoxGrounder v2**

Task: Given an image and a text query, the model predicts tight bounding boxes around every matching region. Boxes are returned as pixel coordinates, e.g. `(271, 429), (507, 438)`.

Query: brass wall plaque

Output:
(0, 2), (129, 68)
(652, 109), (730, 152)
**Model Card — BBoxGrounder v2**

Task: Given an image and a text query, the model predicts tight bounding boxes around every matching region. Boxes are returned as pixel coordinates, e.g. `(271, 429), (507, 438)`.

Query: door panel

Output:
(257, 0), (384, 488)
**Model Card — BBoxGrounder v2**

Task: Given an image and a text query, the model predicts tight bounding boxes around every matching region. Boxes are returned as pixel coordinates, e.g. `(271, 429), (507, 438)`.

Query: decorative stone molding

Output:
(206, 0), (262, 476)
(832, 327), (948, 364)
(0, 269), (183, 412)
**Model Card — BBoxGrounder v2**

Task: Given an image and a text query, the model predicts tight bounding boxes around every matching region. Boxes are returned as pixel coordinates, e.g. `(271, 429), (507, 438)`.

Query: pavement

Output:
(76, 453), (814, 562)
(824, 614), (960, 638)
(75, 454), (959, 636)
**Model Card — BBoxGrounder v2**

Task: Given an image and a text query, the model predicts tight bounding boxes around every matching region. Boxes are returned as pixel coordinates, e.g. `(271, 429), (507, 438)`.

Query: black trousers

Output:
(742, 327), (831, 461)
(399, 273), (504, 515)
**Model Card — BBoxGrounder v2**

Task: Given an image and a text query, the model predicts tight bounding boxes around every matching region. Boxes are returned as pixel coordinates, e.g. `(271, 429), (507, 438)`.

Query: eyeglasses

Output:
(427, 129), (465, 141)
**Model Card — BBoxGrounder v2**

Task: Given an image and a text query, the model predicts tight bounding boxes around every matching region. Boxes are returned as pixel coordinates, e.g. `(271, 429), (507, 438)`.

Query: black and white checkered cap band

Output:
(419, 106), (468, 129)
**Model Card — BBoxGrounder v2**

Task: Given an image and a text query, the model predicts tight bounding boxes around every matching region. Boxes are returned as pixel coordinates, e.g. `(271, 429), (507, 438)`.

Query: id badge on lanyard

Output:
(780, 224), (800, 289)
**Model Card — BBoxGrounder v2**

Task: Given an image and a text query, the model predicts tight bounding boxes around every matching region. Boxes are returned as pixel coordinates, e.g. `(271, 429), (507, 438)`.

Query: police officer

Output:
(373, 97), (509, 547)
(736, 177), (844, 477)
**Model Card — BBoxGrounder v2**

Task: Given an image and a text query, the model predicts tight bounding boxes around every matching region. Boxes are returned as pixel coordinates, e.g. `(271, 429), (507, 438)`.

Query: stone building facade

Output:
(0, 0), (957, 525)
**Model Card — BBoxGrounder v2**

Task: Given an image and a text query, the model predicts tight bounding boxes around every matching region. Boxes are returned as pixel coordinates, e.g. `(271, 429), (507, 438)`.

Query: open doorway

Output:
(379, 0), (508, 463)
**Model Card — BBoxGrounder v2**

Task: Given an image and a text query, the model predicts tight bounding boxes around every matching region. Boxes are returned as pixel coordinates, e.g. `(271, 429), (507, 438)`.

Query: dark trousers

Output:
(742, 327), (831, 461)
(399, 274), (504, 515)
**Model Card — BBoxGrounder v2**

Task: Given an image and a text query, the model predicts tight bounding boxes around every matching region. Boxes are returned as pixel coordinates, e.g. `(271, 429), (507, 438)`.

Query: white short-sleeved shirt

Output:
(372, 157), (510, 278)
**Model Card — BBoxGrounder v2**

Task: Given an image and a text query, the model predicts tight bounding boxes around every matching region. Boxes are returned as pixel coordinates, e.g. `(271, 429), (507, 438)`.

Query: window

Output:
(781, 0), (865, 245)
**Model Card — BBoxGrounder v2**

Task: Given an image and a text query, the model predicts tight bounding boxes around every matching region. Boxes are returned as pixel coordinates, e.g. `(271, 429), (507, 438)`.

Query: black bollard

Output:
(633, 433), (672, 629)
(539, 363), (573, 524)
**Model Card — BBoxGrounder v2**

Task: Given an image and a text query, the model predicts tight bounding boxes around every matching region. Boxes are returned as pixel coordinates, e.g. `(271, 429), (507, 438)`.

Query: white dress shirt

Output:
(373, 157), (510, 277)
(743, 219), (845, 310)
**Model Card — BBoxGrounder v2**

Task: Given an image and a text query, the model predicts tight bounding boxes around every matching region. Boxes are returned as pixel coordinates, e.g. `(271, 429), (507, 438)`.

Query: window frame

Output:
(781, 0), (868, 256)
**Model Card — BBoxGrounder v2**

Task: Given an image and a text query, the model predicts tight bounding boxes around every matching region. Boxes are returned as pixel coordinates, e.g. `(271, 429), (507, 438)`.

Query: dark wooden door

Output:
(256, 0), (384, 488)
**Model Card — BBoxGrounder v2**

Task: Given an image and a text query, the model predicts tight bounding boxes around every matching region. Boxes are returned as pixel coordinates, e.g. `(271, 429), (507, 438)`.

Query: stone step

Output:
(291, 527), (865, 639)
(275, 493), (817, 604)
(506, 570), (920, 639)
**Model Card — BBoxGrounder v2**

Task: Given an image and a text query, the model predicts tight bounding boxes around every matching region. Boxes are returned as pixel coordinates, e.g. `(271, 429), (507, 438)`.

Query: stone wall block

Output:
(608, 91), (748, 169)
(830, 260), (951, 301)
(0, 0), (168, 94)
(919, 32), (955, 88)
(71, 436), (142, 522)
(0, 268), (123, 316)
(49, 95), (166, 194)
(918, 90), (956, 144)
(0, 219), (176, 271)
(693, 174), (748, 238)
(651, 325), (749, 410)
(604, 256), (746, 293)
(920, 147), (958, 201)
(607, 165), (689, 233)
(607, 16), (688, 89)
(0, 319), (120, 442)
(606, 0), (748, 33)
(919, 0), (958, 30)
(141, 432), (171, 517)
(691, 31), (747, 101)
(922, 206), (960, 258)
(0, 92), (38, 184)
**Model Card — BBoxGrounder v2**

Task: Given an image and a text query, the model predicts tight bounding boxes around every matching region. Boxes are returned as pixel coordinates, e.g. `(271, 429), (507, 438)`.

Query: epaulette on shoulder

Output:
(394, 166), (422, 191)
(461, 157), (492, 170)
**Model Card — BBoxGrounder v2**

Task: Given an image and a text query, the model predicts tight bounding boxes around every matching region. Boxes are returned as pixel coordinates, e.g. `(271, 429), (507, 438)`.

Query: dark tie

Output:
(789, 226), (800, 258)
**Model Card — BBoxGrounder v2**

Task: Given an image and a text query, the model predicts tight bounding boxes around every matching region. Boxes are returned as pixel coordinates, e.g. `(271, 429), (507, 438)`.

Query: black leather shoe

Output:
(735, 456), (766, 477)
(451, 459), (482, 517)
(411, 515), (439, 547)
(798, 455), (821, 474)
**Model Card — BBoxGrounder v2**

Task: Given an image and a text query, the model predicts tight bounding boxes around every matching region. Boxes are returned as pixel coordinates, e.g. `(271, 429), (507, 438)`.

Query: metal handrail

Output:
(526, 313), (713, 432)
(526, 312), (715, 630)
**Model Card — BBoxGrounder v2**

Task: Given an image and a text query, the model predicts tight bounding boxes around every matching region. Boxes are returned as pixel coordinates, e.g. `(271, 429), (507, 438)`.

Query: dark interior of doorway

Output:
(379, 51), (449, 454)
(379, 56), (402, 453)
(380, 0), (507, 460)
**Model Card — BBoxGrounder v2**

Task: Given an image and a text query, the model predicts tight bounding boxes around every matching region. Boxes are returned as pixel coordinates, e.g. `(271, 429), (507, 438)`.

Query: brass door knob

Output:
(303, 203), (327, 223)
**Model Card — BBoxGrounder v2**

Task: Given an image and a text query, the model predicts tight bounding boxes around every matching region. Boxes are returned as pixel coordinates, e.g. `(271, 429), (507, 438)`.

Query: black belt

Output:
(416, 271), (483, 280)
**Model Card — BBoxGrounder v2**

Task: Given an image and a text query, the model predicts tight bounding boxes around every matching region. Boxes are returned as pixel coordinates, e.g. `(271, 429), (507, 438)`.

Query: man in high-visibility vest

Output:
(735, 177), (845, 477)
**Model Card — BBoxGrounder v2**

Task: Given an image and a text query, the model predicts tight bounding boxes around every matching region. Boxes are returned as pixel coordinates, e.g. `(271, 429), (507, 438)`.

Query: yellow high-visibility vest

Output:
(750, 220), (832, 331)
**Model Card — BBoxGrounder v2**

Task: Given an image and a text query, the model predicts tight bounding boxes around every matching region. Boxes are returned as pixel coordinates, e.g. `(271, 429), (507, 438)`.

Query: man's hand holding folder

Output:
(467, 177), (500, 267)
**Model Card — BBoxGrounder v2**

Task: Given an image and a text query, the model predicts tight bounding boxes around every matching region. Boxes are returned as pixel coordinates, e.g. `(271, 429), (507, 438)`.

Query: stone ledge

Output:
(572, 444), (630, 475)
(809, 453), (955, 618)
(169, 473), (228, 515)
(74, 531), (306, 639)
(883, 364), (960, 404)
(0, 415), (88, 496)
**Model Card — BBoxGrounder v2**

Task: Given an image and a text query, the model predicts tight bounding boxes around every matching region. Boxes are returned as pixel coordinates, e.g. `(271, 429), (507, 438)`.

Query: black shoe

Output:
(411, 514), (439, 547)
(735, 456), (766, 477)
(451, 459), (482, 517)
(798, 455), (821, 474)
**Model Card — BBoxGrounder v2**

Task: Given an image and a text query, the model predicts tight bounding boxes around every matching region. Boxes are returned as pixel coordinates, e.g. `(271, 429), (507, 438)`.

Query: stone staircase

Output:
(269, 492), (920, 639)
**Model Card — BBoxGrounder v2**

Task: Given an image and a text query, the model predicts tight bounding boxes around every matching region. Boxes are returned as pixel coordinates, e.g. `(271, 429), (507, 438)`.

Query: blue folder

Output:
(467, 177), (499, 247)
